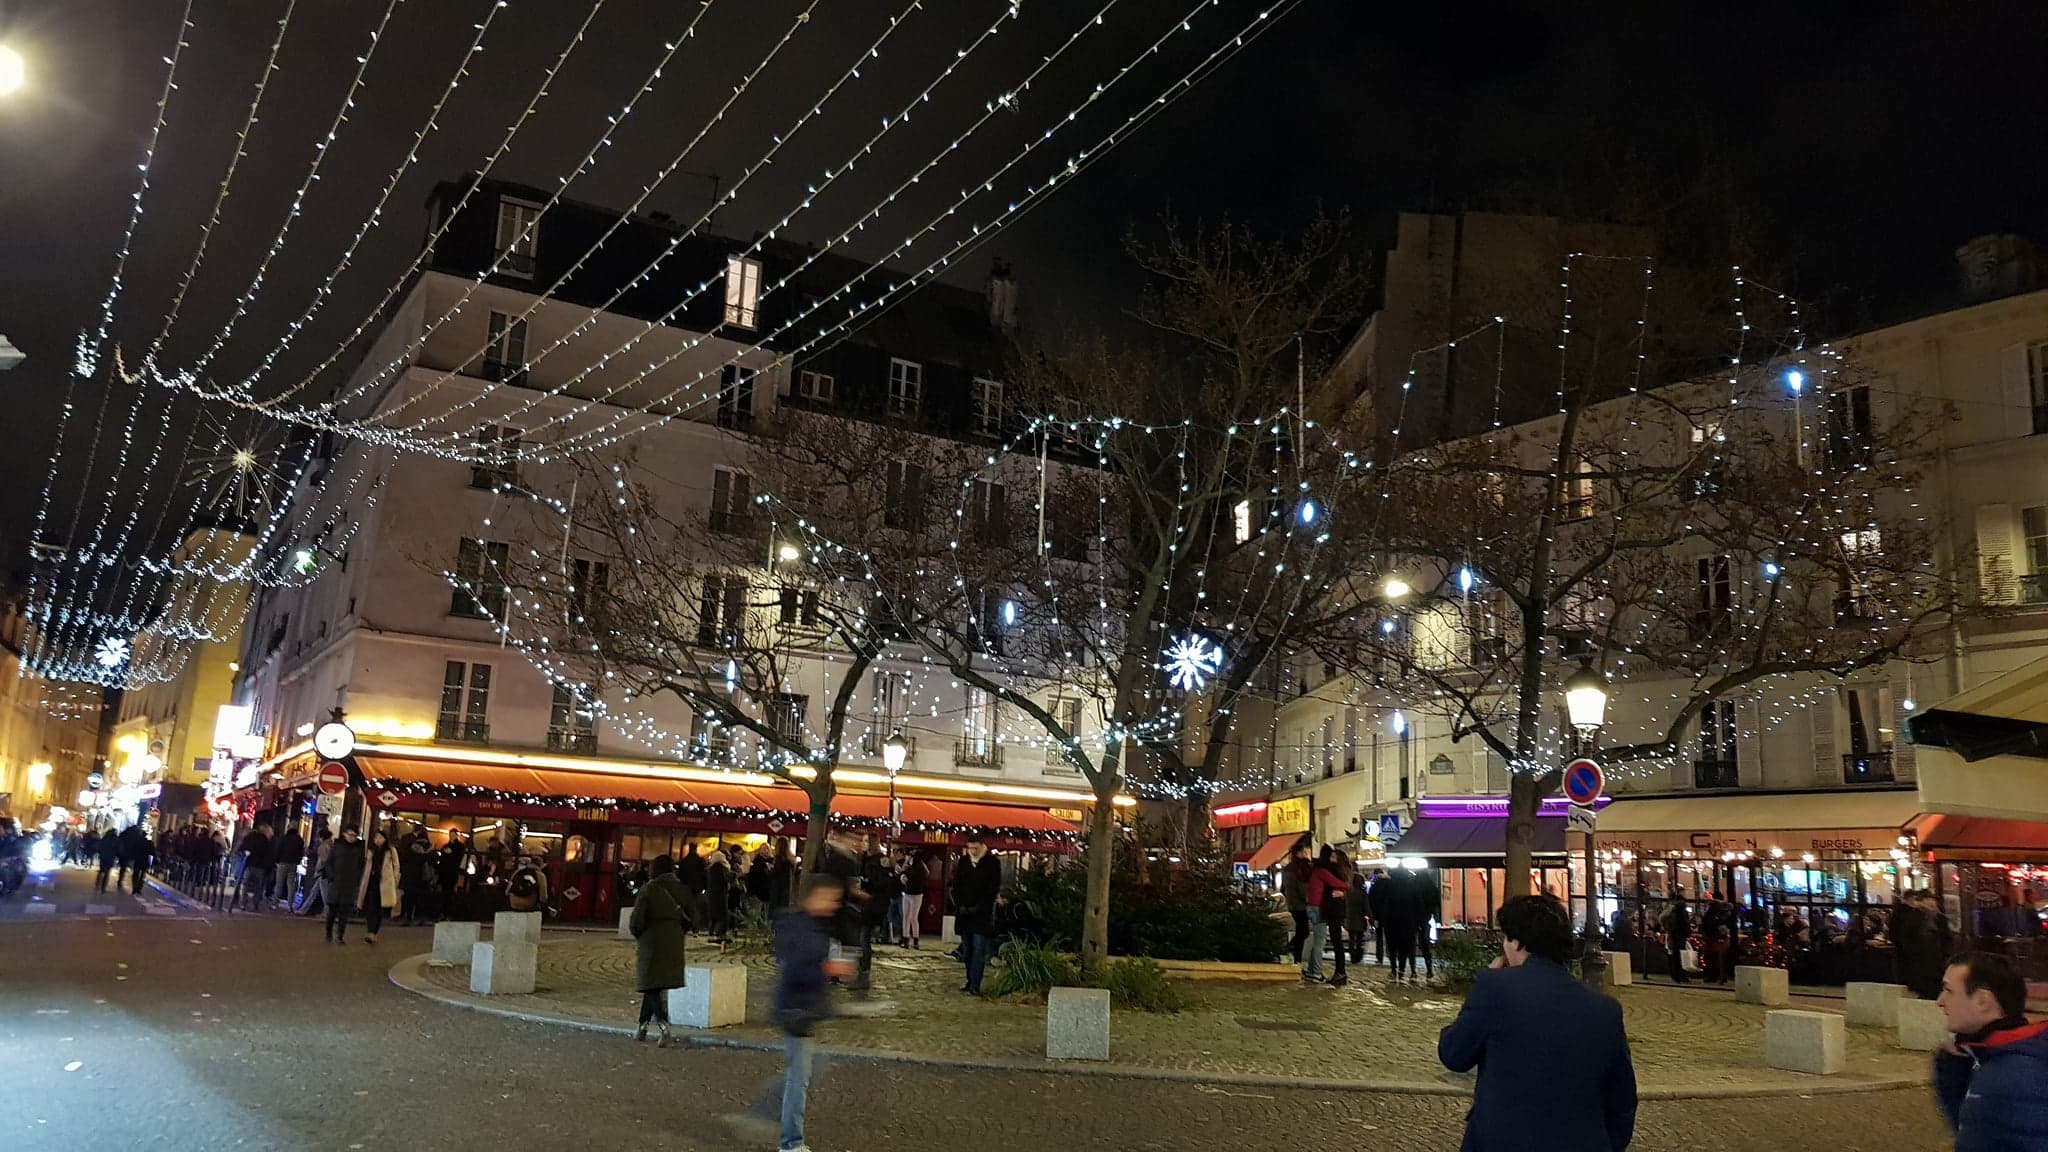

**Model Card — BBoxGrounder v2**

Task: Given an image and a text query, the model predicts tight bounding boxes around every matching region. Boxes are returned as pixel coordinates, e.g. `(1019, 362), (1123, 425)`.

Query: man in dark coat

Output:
(272, 825), (305, 908)
(629, 854), (691, 1046)
(231, 826), (275, 913)
(1934, 951), (2048, 1151)
(398, 834), (434, 925)
(121, 824), (152, 895)
(678, 842), (708, 925)
(1439, 894), (1637, 1152)
(321, 826), (366, 943)
(1365, 866), (1392, 964)
(851, 840), (899, 991)
(95, 827), (122, 895)
(954, 836), (1003, 994)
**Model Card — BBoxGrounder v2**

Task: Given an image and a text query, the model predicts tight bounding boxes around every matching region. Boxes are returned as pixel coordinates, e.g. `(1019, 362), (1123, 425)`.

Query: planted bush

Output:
(1434, 928), (1501, 990)
(1099, 956), (1188, 1013)
(1010, 852), (1285, 963)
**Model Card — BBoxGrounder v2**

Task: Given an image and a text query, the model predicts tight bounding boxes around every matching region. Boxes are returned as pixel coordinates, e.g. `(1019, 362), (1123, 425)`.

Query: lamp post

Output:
(1563, 659), (1609, 985)
(882, 729), (909, 844)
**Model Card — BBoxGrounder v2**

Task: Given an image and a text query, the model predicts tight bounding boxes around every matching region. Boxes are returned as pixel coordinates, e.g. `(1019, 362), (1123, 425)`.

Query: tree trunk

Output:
(800, 777), (835, 876)
(1503, 771), (1543, 897)
(1183, 790), (1210, 855)
(1079, 786), (1117, 979)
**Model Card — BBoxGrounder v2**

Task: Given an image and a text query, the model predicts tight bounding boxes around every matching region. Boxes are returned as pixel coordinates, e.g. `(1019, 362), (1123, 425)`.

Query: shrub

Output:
(981, 942), (1081, 1000)
(1099, 956), (1188, 1013)
(1434, 928), (1501, 990)
(1009, 853), (1285, 963)
(722, 903), (773, 954)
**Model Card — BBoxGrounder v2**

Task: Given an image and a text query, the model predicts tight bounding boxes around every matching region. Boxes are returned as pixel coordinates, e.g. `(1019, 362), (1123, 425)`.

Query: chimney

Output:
(1956, 234), (2042, 303)
(985, 257), (1018, 330)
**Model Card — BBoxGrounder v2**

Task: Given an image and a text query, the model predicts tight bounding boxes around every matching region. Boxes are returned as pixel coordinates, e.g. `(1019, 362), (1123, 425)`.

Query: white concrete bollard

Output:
(431, 921), (482, 965)
(470, 940), (538, 995)
(618, 904), (635, 941)
(1845, 981), (1908, 1028)
(1765, 1009), (1845, 1074)
(941, 914), (958, 944)
(1734, 964), (1790, 1006)
(669, 964), (746, 1028)
(1046, 987), (1112, 1061)
(493, 909), (543, 945)
(1897, 997), (1950, 1051)
(1600, 951), (1633, 987)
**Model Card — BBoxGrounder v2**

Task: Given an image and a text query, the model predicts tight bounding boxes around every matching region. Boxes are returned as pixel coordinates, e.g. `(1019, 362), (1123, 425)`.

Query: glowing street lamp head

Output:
(0, 45), (25, 97)
(1784, 368), (1805, 395)
(881, 729), (909, 774)
(1383, 576), (1411, 600)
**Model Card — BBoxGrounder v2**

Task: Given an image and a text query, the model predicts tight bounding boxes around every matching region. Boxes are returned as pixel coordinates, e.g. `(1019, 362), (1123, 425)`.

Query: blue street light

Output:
(1785, 368), (1805, 395)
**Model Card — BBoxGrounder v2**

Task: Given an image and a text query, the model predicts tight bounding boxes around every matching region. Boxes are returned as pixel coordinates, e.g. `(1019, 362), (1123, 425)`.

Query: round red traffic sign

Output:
(317, 762), (349, 796)
(1563, 758), (1603, 806)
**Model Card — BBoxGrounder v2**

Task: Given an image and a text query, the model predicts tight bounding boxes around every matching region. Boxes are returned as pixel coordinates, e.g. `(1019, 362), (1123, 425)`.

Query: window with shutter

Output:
(1810, 695), (1837, 784)
(724, 256), (762, 329)
(884, 460), (926, 530)
(1977, 503), (2020, 604)
(493, 198), (540, 277)
(482, 313), (528, 385)
(711, 468), (754, 535)
(717, 365), (755, 429)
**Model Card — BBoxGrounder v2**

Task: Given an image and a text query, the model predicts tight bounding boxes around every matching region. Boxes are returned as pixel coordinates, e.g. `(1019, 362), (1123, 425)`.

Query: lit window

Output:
(724, 256), (762, 329)
(1232, 499), (1253, 544)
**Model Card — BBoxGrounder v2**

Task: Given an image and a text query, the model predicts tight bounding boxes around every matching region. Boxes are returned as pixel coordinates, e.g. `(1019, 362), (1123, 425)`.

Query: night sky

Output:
(1, 0), (2044, 578)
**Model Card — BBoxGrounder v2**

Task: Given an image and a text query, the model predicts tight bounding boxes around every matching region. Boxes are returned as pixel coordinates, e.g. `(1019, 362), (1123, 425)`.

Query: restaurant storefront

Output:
(1391, 796), (1586, 929)
(244, 741), (1099, 927)
(1908, 656), (2048, 976)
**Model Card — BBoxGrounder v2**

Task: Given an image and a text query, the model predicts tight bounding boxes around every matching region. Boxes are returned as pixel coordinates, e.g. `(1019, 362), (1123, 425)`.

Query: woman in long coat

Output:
(355, 828), (401, 944)
(629, 854), (691, 1046)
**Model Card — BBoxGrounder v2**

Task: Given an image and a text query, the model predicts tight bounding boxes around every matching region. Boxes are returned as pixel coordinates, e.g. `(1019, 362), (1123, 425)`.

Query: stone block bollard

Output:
(470, 940), (538, 995)
(1896, 997), (1950, 1051)
(1599, 951), (1633, 987)
(1734, 964), (1790, 1006)
(431, 920), (482, 965)
(1046, 987), (1112, 1061)
(1765, 1009), (1845, 1074)
(493, 909), (543, 945)
(670, 964), (747, 1028)
(1844, 981), (1908, 1028)
(618, 904), (635, 941)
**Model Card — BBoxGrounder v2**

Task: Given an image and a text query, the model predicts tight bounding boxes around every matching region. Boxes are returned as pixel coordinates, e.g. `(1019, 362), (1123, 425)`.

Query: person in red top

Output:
(1304, 847), (1351, 986)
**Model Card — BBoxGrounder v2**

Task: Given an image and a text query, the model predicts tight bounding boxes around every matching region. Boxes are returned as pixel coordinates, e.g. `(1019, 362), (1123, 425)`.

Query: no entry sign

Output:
(1562, 758), (1604, 806)
(317, 762), (349, 796)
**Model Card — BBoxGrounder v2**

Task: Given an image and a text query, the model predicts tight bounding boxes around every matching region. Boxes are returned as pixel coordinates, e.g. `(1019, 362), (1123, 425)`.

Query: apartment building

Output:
(229, 177), (1107, 923)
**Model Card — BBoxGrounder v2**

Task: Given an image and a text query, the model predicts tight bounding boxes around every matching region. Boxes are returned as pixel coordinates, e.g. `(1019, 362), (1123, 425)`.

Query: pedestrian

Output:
(898, 850), (928, 948)
(505, 855), (548, 916)
(1662, 898), (1693, 985)
(1321, 850), (1354, 986)
(1366, 866), (1392, 964)
(232, 825), (276, 914)
(1700, 891), (1736, 983)
(954, 834), (1003, 995)
(1302, 846), (1344, 984)
(630, 853), (692, 1047)
(679, 841), (708, 926)
(746, 851), (772, 910)
(398, 833), (433, 925)
(116, 823), (145, 891)
(1438, 894), (1638, 1152)
(1410, 866), (1441, 982)
(852, 838), (897, 990)
(321, 825), (365, 943)
(724, 872), (856, 1152)
(357, 828), (401, 943)
(1380, 869), (1419, 984)
(95, 827), (121, 895)
(1281, 841), (1311, 964)
(434, 834), (465, 920)
(1345, 867), (1370, 966)
(1933, 950), (2048, 1150)
(126, 825), (153, 895)
(768, 843), (796, 913)
(273, 824), (305, 908)
(298, 825), (333, 916)
(704, 847), (732, 940)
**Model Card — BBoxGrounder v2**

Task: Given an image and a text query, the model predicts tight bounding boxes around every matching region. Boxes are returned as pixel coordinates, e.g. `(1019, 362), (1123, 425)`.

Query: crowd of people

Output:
(1639, 888), (1960, 995)
(1281, 843), (1441, 986)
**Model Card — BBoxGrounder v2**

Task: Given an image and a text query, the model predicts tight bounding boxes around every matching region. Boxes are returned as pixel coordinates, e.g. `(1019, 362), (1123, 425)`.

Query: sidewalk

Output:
(391, 935), (1931, 1098)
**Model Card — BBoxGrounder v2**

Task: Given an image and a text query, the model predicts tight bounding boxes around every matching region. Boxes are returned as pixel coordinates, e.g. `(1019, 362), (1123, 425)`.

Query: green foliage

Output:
(1098, 956), (1188, 1013)
(1434, 928), (1501, 990)
(982, 942), (1081, 999)
(1010, 852), (1285, 963)
(723, 903), (773, 954)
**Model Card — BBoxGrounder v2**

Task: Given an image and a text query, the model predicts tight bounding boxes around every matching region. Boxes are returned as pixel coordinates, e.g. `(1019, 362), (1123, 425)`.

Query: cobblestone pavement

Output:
(0, 914), (1954, 1152)
(408, 934), (1927, 1094)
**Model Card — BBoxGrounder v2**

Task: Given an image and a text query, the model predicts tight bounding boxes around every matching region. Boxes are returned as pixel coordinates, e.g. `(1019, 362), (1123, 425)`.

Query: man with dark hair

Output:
(1934, 951), (2048, 1149)
(1439, 894), (1636, 1152)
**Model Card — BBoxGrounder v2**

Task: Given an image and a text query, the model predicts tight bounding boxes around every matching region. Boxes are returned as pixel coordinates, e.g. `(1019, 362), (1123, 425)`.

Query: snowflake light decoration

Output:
(94, 637), (131, 669)
(1163, 632), (1223, 691)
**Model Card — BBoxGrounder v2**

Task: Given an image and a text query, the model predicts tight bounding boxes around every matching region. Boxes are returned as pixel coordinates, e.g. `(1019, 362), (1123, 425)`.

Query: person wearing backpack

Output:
(506, 856), (548, 914)
(630, 854), (691, 1047)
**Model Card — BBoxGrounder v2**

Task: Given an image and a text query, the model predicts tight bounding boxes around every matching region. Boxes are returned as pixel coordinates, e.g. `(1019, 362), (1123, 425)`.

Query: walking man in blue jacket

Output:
(1934, 950), (2048, 1151)
(1438, 894), (1637, 1151)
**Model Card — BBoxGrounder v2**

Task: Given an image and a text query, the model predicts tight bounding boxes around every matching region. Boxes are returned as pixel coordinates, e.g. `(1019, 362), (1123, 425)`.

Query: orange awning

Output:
(1244, 833), (1304, 872)
(354, 754), (1079, 845)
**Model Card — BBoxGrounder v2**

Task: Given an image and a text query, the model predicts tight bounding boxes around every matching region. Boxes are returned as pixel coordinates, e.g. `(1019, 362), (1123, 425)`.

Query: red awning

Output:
(1916, 813), (2048, 861)
(1244, 833), (1303, 872)
(354, 755), (1079, 846)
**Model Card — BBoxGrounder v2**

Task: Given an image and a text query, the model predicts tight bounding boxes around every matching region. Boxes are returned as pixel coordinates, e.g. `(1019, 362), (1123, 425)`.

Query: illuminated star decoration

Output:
(1163, 633), (1223, 692)
(94, 636), (131, 669)
(185, 410), (290, 527)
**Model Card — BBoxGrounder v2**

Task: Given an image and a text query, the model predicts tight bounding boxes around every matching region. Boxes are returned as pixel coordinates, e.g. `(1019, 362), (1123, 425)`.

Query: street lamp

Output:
(882, 729), (908, 843)
(0, 44), (25, 97)
(1561, 658), (1610, 985)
